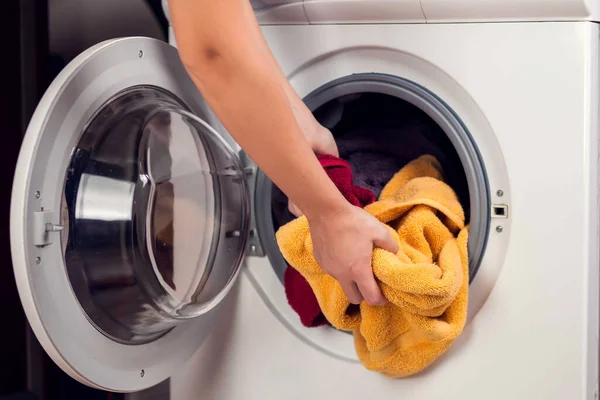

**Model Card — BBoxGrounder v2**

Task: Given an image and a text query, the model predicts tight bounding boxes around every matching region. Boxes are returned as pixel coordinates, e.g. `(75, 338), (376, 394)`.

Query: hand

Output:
(308, 124), (339, 157)
(288, 124), (338, 217)
(306, 203), (399, 306)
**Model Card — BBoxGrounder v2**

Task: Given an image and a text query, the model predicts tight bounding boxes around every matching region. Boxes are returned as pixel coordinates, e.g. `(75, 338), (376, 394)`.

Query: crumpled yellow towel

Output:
(276, 155), (469, 377)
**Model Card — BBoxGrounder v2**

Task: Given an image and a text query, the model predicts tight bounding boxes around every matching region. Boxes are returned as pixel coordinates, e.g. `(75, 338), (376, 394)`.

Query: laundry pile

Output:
(275, 154), (469, 377)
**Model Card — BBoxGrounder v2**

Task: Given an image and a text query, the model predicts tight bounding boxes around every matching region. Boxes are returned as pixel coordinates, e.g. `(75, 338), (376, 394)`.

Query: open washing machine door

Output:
(10, 37), (250, 392)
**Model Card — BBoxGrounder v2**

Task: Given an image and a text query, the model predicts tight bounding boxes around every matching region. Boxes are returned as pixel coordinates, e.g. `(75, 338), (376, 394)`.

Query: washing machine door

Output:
(10, 37), (250, 392)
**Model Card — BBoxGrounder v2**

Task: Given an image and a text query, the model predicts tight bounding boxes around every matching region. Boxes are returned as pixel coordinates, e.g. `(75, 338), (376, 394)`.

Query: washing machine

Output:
(9, 0), (600, 399)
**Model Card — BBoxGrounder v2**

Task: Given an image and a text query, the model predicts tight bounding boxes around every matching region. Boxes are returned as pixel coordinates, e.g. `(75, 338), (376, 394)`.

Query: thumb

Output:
(373, 224), (398, 254)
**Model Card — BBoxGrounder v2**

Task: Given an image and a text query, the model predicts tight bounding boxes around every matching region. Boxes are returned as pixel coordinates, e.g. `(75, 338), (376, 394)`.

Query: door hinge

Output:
(33, 210), (64, 247)
(240, 152), (264, 257)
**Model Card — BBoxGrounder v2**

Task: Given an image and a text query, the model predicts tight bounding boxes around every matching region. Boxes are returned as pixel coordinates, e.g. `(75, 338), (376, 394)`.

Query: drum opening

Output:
(256, 74), (490, 286)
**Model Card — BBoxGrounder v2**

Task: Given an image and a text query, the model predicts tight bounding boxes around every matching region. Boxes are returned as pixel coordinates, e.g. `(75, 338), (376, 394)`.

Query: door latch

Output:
(33, 210), (64, 247)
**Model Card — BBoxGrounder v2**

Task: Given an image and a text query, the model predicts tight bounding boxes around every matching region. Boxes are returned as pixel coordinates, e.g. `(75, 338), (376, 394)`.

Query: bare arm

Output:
(169, 0), (341, 219)
(168, 0), (398, 305)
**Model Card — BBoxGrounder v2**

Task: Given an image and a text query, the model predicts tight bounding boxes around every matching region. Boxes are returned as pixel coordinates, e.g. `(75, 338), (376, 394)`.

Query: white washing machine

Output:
(10, 1), (600, 399)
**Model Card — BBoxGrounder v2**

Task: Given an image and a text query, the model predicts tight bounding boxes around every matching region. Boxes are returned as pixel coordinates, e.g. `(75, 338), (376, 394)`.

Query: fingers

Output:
(373, 224), (399, 254)
(354, 258), (387, 306)
(340, 280), (363, 304)
(351, 222), (393, 306)
(321, 139), (339, 157)
(312, 128), (339, 157)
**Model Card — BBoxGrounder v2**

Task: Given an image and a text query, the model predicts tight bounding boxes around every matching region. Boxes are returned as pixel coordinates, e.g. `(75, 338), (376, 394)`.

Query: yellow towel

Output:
(275, 155), (469, 377)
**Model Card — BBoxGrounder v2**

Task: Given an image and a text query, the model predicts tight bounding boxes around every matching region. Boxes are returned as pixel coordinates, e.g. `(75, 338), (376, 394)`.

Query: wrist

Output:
(302, 190), (350, 222)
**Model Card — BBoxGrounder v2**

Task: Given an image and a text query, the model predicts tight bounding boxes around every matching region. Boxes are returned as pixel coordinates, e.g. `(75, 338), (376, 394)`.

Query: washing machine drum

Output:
(267, 77), (490, 285)
(274, 93), (470, 217)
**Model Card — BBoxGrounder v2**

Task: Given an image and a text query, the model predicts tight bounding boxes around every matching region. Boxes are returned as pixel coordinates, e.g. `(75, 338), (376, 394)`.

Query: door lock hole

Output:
(492, 204), (508, 219)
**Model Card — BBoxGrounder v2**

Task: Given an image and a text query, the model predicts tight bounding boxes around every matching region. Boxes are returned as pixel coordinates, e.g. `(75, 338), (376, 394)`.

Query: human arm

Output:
(168, 0), (398, 305)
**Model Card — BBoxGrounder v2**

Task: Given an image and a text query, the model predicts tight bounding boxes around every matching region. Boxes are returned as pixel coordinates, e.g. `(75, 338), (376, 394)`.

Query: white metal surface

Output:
(303, 0), (425, 23)
(420, 0), (594, 22)
(162, 0), (600, 26)
(303, 0), (600, 23)
(252, 0), (308, 24)
(171, 21), (600, 399)
(9, 37), (242, 392)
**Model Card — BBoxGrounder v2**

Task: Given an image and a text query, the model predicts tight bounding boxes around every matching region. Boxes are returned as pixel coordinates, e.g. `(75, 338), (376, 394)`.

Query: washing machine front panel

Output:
(171, 22), (599, 400)
(10, 37), (250, 392)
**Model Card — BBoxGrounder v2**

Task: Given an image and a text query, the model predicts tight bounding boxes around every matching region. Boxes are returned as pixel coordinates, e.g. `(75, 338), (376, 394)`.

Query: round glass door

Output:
(11, 37), (250, 392)
(62, 86), (250, 345)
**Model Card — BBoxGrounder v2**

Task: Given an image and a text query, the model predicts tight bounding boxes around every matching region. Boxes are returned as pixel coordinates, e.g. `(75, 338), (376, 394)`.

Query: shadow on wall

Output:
(49, 0), (167, 63)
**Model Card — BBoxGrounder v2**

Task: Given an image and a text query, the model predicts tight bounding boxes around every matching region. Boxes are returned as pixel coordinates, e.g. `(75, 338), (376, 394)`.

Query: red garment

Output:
(284, 154), (376, 327)
(317, 155), (376, 207)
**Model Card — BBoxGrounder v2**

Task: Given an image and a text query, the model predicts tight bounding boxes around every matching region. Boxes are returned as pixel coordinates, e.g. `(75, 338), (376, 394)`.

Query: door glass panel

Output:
(61, 86), (249, 345)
